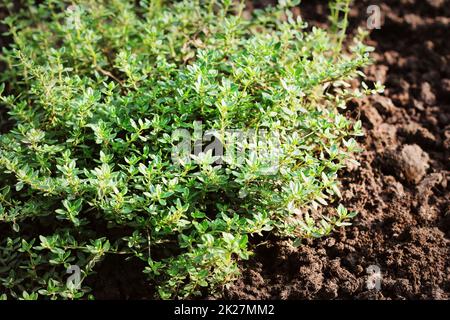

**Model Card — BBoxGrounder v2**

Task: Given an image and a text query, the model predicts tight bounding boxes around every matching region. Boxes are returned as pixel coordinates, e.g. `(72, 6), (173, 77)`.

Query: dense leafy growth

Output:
(0, 0), (381, 299)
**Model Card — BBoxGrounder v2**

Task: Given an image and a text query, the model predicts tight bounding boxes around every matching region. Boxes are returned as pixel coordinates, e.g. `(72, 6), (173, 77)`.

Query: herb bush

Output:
(0, 0), (382, 299)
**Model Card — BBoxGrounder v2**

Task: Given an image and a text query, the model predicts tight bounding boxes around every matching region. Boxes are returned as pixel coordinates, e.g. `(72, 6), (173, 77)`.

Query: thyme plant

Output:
(0, 0), (382, 299)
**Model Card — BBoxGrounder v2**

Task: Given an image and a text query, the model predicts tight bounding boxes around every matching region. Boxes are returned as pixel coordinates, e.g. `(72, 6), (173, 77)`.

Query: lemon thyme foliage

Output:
(0, 0), (383, 299)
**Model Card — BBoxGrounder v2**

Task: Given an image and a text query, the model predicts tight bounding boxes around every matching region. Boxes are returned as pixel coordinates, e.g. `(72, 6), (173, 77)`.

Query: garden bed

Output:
(0, 0), (448, 300)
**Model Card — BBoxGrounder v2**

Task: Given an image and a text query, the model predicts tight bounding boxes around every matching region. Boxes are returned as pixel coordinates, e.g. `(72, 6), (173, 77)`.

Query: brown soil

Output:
(222, 0), (449, 300)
